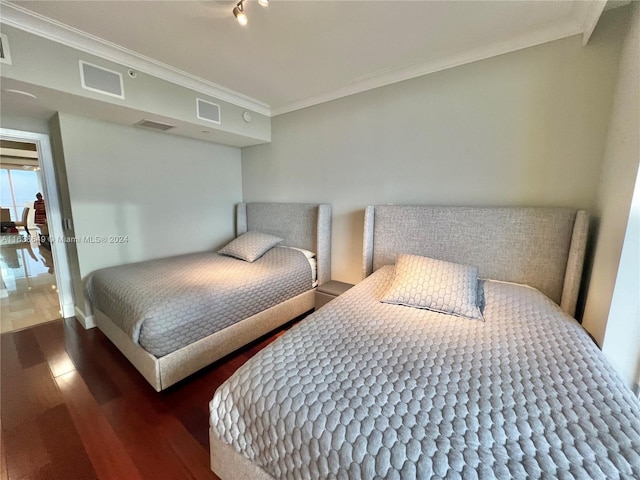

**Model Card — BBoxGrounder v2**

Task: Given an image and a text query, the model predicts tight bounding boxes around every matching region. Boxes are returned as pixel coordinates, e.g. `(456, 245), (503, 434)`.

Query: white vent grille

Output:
(79, 60), (124, 99)
(0, 33), (12, 65)
(134, 119), (175, 131)
(196, 98), (221, 124)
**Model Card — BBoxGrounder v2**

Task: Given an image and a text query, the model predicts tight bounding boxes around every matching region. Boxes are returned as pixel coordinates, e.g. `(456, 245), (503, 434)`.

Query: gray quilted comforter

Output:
(210, 266), (640, 479)
(86, 247), (312, 357)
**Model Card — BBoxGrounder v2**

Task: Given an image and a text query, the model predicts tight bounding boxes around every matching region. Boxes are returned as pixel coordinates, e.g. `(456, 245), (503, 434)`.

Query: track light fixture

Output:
(233, 1), (247, 26)
(233, 0), (268, 26)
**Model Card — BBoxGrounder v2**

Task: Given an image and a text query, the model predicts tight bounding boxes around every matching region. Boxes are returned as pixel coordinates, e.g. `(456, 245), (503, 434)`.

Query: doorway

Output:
(0, 142), (60, 332)
(0, 128), (74, 330)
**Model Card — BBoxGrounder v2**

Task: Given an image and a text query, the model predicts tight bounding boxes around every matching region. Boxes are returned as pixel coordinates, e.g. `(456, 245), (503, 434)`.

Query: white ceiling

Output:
(2, 1), (621, 116)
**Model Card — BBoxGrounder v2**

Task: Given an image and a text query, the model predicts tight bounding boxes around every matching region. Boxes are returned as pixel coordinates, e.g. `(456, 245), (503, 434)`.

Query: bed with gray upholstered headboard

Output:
(363, 205), (589, 316)
(237, 202), (332, 286)
(87, 202), (331, 391)
(209, 204), (640, 480)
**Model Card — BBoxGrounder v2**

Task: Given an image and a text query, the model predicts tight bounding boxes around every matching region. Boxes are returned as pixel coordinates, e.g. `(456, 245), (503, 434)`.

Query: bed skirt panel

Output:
(95, 309), (161, 388)
(94, 289), (315, 391)
(210, 428), (275, 480)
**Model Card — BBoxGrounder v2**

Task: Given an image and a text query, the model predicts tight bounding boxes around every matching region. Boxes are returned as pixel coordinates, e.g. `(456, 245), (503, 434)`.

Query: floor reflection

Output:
(1, 233), (61, 333)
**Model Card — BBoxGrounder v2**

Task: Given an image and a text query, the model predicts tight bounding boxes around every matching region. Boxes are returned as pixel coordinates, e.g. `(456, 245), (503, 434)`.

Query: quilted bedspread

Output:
(86, 247), (312, 357)
(210, 266), (640, 479)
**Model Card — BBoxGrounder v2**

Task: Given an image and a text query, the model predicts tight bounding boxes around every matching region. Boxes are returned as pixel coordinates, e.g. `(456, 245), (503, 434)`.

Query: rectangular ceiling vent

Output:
(0, 33), (12, 64)
(196, 98), (221, 125)
(79, 60), (124, 99)
(134, 119), (176, 131)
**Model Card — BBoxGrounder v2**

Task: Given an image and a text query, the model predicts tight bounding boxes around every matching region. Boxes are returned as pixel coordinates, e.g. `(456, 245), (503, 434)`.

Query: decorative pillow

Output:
(218, 231), (283, 262)
(380, 254), (483, 320)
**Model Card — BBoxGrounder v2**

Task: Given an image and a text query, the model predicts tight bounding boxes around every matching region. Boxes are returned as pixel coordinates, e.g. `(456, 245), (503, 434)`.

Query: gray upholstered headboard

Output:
(363, 205), (588, 317)
(236, 202), (332, 285)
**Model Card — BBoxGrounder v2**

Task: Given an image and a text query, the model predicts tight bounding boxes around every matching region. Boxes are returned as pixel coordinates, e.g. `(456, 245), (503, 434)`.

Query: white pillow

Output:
(218, 231), (282, 262)
(280, 246), (318, 285)
(281, 246), (316, 258)
(380, 254), (483, 320)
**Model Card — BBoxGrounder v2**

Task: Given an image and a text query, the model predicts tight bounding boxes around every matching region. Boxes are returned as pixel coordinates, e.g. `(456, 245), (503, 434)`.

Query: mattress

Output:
(210, 266), (640, 479)
(86, 246), (312, 357)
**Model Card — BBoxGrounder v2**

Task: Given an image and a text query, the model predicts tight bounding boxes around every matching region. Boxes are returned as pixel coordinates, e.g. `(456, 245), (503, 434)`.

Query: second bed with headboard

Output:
(209, 205), (640, 479)
(86, 202), (331, 392)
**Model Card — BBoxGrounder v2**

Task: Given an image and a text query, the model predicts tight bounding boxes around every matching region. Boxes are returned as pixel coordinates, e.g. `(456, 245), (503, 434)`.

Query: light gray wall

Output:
(242, 10), (626, 286)
(603, 173), (640, 391)
(50, 113), (242, 315)
(583, 3), (639, 390)
(0, 114), (51, 135)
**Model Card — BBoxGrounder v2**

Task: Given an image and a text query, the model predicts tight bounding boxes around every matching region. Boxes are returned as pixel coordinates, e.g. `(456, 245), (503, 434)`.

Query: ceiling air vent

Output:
(0, 33), (12, 64)
(79, 60), (124, 99)
(196, 98), (221, 125)
(134, 119), (175, 131)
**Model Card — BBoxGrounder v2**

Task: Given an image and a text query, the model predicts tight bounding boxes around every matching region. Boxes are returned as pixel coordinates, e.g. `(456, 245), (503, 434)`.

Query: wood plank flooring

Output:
(0, 316), (303, 480)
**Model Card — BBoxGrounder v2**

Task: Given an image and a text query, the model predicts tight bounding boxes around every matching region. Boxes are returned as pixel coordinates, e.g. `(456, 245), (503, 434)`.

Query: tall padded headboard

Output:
(236, 202), (332, 285)
(363, 205), (588, 317)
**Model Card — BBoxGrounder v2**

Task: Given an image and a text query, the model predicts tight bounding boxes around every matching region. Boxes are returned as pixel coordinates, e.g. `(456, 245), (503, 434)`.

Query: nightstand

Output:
(315, 280), (354, 310)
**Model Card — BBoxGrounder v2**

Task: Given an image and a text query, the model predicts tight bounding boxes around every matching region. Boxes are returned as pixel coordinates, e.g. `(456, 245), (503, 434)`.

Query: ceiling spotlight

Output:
(233, 1), (247, 26)
(258, 0), (269, 7)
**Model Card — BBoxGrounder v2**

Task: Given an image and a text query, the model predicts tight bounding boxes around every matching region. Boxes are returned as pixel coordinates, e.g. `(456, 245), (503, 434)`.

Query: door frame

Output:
(1, 127), (75, 318)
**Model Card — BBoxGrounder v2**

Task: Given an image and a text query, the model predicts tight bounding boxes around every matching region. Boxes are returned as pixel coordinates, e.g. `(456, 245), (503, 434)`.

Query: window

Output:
(0, 167), (40, 221)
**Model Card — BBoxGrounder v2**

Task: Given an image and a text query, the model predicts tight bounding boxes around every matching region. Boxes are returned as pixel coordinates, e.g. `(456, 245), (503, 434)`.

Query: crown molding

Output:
(0, 1), (272, 117)
(581, 0), (608, 46)
(271, 19), (584, 116)
(1, 1), (602, 120)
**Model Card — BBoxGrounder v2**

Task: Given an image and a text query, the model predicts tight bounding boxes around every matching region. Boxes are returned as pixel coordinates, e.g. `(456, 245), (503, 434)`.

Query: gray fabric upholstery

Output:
(316, 204), (332, 286)
(560, 210), (589, 316)
(96, 289), (315, 391)
(210, 428), (275, 480)
(94, 308), (161, 389)
(238, 202), (332, 285)
(380, 254), (482, 320)
(363, 206), (588, 314)
(210, 267), (640, 479)
(363, 205), (375, 278)
(242, 203), (320, 252)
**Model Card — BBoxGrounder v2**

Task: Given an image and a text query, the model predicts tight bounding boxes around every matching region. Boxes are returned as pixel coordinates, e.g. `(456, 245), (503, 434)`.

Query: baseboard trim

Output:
(61, 302), (75, 319)
(74, 307), (96, 329)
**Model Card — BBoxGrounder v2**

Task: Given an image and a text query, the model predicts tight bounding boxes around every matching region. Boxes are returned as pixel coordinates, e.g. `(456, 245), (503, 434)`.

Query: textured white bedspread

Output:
(86, 247), (311, 357)
(210, 266), (640, 479)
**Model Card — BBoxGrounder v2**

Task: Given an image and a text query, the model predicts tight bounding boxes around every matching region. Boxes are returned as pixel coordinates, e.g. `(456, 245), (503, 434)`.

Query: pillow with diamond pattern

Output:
(218, 231), (283, 262)
(381, 253), (483, 320)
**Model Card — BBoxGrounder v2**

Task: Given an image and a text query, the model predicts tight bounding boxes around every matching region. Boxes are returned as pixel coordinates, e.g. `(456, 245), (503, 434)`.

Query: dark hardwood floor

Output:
(1, 316), (302, 480)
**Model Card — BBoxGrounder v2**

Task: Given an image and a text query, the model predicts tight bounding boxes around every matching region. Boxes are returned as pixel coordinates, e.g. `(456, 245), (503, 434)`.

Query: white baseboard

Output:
(74, 306), (96, 329)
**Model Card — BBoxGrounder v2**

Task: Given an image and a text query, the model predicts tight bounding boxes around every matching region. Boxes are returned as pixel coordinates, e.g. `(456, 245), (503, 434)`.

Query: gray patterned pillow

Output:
(218, 231), (283, 262)
(381, 254), (483, 320)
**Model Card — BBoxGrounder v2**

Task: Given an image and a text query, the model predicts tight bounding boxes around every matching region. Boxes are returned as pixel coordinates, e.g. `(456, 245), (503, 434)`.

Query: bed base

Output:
(94, 289), (315, 391)
(210, 428), (275, 480)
